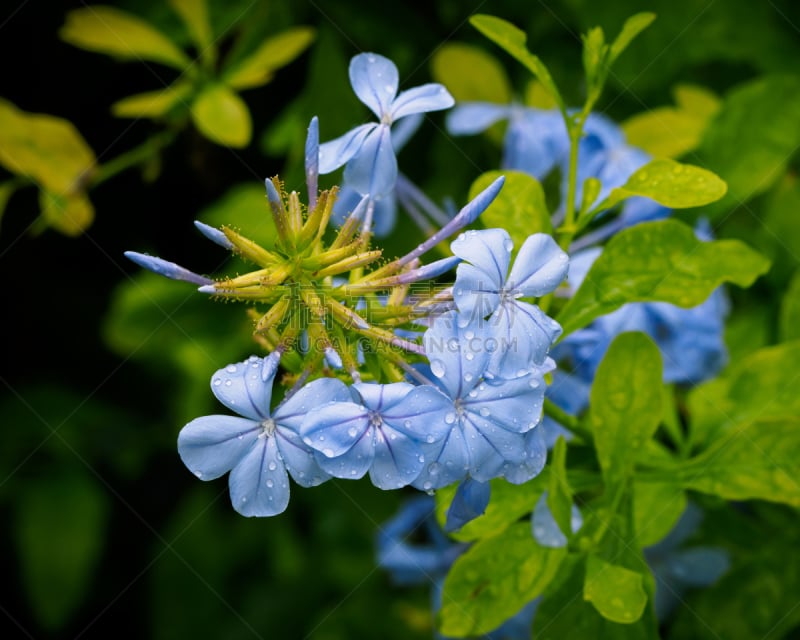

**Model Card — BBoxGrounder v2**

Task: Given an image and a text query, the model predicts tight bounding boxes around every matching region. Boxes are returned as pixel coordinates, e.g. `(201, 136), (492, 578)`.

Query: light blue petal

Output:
(318, 123), (377, 174)
(349, 52), (398, 118)
(446, 102), (511, 135)
(423, 311), (491, 400)
(507, 233), (569, 297)
(381, 385), (453, 443)
(177, 415), (260, 480)
(305, 116), (320, 206)
(194, 221), (234, 250)
(317, 428), (375, 479)
(391, 113), (423, 151)
(371, 193), (398, 237)
(664, 547), (730, 587)
(444, 477), (490, 532)
(503, 109), (568, 178)
(488, 301), (562, 373)
(413, 426), (469, 490)
(504, 426), (548, 484)
(390, 83), (454, 120)
(210, 356), (275, 421)
(344, 124), (397, 198)
(229, 435), (290, 517)
(273, 377), (351, 431)
(532, 492), (567, 547)
(274, 425), (330, 487)
(452, 263), (502, 325)
(460, 414), (519, 481)
(353, 382), (414, 412)
(461, 371), (549, 433)
(451, 228), (512, 291)
(124, 251), (212, 285)
(330, 185), (365, 228)
(370, 425), (426, 489)
(300, 401), (371, 458)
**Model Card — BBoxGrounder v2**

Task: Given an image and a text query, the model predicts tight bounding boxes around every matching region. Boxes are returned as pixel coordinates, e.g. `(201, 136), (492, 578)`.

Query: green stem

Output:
(557, 115), (586, 252)
(90, 130), (177, 188)
(544, 398), (593, 443)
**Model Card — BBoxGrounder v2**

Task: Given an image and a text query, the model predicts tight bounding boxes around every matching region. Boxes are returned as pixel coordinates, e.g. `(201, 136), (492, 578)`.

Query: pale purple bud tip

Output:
(265, 179), (283, 210)
(197, 284), (217, 294)
(194, 221), (234, 250)
(261, 350), (282, 382)
(454, 175), (505, 229)
(124, 251), (213, 286)
(397, 256), (461, 284)
(324, 346), (343, 369)
(305, 116), (320, 208)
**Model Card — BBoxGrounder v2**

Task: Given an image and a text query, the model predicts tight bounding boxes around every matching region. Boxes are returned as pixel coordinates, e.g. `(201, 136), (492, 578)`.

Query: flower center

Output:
(260, 418), (276, 438)
(368, 411), (383, 429)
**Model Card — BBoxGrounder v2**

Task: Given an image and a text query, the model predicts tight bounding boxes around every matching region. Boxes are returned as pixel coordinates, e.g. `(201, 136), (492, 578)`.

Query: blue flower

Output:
(531, 491), (584, 548)
(177, 355), (350, 516)
(444, 477), (491, 533)
(414, 311), (551, 491)
(319, 53), (454, 200)
(451, 229), (568, 374)
(300, 382), (452, 489)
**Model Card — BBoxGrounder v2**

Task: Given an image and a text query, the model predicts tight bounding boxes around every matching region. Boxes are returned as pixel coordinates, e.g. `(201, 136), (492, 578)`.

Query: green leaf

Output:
(547, 437), (574, 537)
(608, 13), (656, 63)
(60, 6), (190, 69)
(622, 85), (720, 158)
(168, 0), (213, 56)
(633, 481), (686, 547)
(0, 180), (17, 229)
(439, 522), (567, 637)
(224, 27), (315, 90)
(39, 189), (95, 236)
(579, 177), (603, 215)
(599, 159), (727, 211)
(435, 473), (548, 542)
(680, 418), (800, 506)
(696, 75), (800, 218)
(584, 554), (647, 623)
(534, 555), (658, 640)
(687, 341), (800, 449)
(470, 171), (553, 247)
(590, 333), (662, 484)
(111, 81), (193, 119)
(0, 98), (96, 194)
(470, 14), (564, 112)
(190, 83), (252, 147)
(780, 270), (800, 342)
(15, 470), (108, 630)
(582, 26), (607, 89)
(557, 219), (770, 335)
(431, 43), (511, 103)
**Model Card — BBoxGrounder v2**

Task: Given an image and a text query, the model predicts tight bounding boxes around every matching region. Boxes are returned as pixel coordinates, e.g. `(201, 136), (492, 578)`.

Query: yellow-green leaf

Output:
(633, 482), (686, 546)
(431, 43), (511, 103)
(224, 27), (315, 90)
(0, 99), (96, 194)
(623, 85), (720, 158)
(601, 159), (727, 211)
(168, 0), (213, 54)
(111, 82), (193, 119)
(190, 84), (252, 148)
(0, 181), (16, 229)
(584, 554), (648, 624)
(39, 189), (95, 236)
(60, 6), (190, 69)
(608, 13), (656, 64)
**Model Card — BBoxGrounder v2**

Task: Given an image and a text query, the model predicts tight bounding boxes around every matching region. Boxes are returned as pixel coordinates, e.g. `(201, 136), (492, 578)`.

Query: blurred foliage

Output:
(2, 0), (800, 638)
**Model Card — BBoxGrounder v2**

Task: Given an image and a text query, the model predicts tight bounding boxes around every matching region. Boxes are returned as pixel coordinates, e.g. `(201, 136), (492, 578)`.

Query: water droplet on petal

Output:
(322, 447), (334, 458)
(464, 372), (473, 382)
(268, 461), (277, 471)
(479, 407), (490, 417)
(212, 378), (222, 387)
(430, 359), (446, 378)
(465, 352), (474, 361)
(529, 378), (540, 388)
(266, 479), (274, 488)
(426, 434), (435, 443)
(224, 379), (233, 387)
(226, 365), (237, 373)
(445, 412), (456, 424)
(348, 427), (358, 438)
(504, 239), (513, 252)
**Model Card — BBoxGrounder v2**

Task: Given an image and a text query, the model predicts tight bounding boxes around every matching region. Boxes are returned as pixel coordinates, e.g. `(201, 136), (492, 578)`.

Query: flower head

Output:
(451, 229), (568, 374)
(177, 355), (350, 516)
(319, 53), (454, 199)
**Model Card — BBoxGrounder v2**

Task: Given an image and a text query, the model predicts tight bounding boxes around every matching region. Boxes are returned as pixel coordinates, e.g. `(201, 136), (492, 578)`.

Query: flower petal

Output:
(487, 301), (562, 374)
(452, 263), (502, 326)
(273, 377), (351, 431)
(460, 413), (521, 481)
(444, 477), (490, 532)
(370, 425), (425, 489)
(447, 102), (511, 135)
(177, 415), (260, 480)
(210, 356), (275, 421)
(349, 52), (398, 118)
(390, 113), (423, 151)
(413, 426), (470, 490)
(353, 381), (415, 412)
(531, 492), (568, 548)
(451, 228), (512, 292)
(301, 401), (370, 458)
(381, 384), (453, 443)
(461, 369), (550, 433)
(344, 124), (397, 198)
(503, 109), (568, 178)
(507, 233), (569, 297)
(275, 425), (330, 487)
(503, 426), (548, 484)
(229, 435), (290, 517)
(390, 83), (454, 120)
(317, 428), (375, 479)
(318, 123), (377, 174)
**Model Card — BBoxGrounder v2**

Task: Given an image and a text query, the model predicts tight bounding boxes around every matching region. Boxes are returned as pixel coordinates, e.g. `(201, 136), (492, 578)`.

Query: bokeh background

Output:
(3, 0), (800, 638)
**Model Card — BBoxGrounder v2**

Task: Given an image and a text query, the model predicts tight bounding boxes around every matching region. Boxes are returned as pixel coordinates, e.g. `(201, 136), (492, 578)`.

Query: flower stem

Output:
(90, 130), (177, 188)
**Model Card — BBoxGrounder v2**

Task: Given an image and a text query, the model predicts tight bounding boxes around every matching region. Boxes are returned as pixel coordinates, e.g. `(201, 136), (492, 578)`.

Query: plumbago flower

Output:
(319, 53), (454, 201)
(177, 354), (350, 517)
(451, 229), (569, 375)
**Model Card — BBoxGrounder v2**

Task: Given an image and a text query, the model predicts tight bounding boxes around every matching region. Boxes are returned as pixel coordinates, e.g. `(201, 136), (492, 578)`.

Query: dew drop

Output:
(404, 420), (412, 428)
(226, 365), (237, 373)
(504, 239), (514, 252)
(464, 330), (475, 340)
(268, 461), (277, 471)
(224, 379), (233, 387)
(529, 378), (540, 389)
(322, 447), (335, 458)
(464, 372), (473, 382)
(430, 359), (446, 377)
(348, 426), (358, 438)
(266, 479), (274, 488)
(194, 470), (203, 478)
(479, 407), (490, 417)
(212, 378), (222, 387)
(425, 434), (435, 444)
(428, 462), (441, 476)
(445, 412), (456, 424)
(423, 481), (433, 491)
(465, 352), (474, 361)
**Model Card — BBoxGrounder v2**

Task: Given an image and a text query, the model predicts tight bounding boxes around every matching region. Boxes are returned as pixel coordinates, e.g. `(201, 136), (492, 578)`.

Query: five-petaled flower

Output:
(177, 355), (350, 517)
(318, 52), (454, 200)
